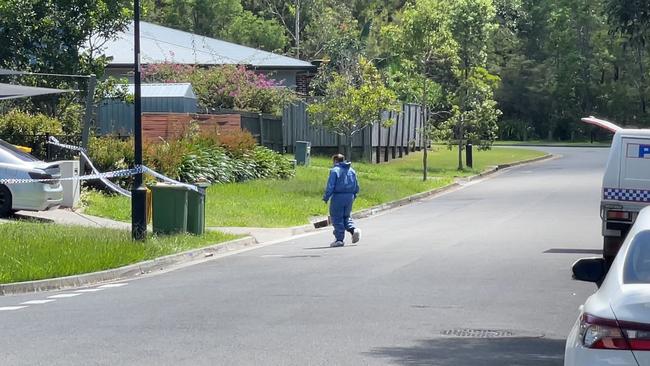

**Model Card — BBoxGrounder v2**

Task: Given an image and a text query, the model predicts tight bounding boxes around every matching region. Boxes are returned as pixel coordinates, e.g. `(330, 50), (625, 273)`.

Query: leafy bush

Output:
(218, 130), (257, 156)
(141, 64), (296, 115)
(143, 139), (193, 180)
(87, 132), (294, 189)
(251, 146), (295, 179)
(88, 136), (134, 171)
(178, 145), (294, 184)
(0, 110), (63, 146)
(179, 146), (236, 184)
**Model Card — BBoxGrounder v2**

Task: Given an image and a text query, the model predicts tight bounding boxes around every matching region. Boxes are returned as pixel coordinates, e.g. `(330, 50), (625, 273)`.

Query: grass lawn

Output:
(84, 147), (545, 228)
(492, 140), (611, 147)
(0, 221), (239, 284)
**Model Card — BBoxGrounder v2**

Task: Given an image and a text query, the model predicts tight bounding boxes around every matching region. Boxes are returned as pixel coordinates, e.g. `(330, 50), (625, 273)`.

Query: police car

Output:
(583, 117), (650, 267)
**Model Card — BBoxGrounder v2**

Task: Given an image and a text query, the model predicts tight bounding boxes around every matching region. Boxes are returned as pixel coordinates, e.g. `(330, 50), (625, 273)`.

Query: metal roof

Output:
(0, 69), (25, 75)
(94, 21), (315, 70)
(0, 83), (72, 100)
(124, 83), (196, 99)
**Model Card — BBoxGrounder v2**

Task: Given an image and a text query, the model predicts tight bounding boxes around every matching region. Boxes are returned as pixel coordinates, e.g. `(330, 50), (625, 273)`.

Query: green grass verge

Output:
(84, 147), (545, 228)
(492, 140), (611, 147)
(0, 221), (239, 284)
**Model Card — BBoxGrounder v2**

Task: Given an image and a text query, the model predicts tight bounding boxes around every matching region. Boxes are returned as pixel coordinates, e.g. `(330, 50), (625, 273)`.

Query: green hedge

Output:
(179, 145), (294, 184)
(87, 136), (295, 188)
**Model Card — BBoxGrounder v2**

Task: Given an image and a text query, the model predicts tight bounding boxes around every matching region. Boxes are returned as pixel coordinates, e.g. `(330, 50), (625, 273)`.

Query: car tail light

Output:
(581, 314), (650, 350)
(607, 210), (632, 221)
(620, 320), (650, 351)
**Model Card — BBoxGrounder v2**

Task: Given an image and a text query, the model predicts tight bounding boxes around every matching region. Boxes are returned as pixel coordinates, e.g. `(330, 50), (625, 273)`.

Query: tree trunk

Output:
(423, 141), (428, 181)
(457, 118), (464, 171)
(294, 0), (301, 58)
(346, 133), (353, 162)
(421, 75), (428, 181)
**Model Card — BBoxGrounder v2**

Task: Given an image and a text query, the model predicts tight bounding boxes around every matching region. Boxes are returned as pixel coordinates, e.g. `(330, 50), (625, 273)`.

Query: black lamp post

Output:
(132, 0), (147, 241)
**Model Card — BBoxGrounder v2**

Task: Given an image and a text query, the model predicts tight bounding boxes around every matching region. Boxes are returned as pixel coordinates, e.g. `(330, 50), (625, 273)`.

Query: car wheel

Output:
(0, 185), (13, 217)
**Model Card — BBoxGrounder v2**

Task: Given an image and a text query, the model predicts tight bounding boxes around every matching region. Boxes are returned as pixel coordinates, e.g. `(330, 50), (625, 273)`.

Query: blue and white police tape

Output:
(0, 166), (143, 185)
(48, 136), (86, 153)
(46, 137), (200, 196)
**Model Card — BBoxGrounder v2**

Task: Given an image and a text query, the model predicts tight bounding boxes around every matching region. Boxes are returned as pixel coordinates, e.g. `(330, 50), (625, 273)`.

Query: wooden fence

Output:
(141, 113), (241, 142)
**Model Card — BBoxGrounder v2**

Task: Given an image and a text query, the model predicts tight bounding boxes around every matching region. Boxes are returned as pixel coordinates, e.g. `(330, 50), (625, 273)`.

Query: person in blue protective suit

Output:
(323, 153), (361, 247)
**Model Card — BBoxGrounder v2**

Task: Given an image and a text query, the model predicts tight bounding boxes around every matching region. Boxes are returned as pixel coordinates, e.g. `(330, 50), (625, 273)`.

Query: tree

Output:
(380, 0), (458, 180)
(251, 0), (315, 57)
(449, 0), (500, 170)
(441, 68), (501, 158)
(606, 0), (650, 116)
(222, 11), (289, 51)
(307, 57), (398, 161)
(143, 0), (288, 51)
(143, 0), (242, 38)
(0, 0), (131, 75)
(302, 3), (360, 60)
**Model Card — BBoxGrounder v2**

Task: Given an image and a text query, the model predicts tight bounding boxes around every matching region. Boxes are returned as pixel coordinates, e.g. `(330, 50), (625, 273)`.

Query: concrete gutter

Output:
(0, 237), (256, 296)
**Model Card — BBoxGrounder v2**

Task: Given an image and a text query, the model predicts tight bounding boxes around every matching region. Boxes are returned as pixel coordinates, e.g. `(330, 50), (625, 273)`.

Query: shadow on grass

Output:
(10, 213), (53, 224)
(365, 337), (565, 366)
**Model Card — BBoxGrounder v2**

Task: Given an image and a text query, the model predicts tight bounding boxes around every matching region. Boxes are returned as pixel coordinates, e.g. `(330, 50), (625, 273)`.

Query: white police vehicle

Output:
(584, 117), (650, 266)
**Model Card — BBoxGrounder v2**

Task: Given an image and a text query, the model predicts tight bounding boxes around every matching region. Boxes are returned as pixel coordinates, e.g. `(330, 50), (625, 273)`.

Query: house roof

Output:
(0, 83), (73, 100)
(125, 83), (196, 99)
(0, 69), (25, 75)
(94, 21), (315, 71)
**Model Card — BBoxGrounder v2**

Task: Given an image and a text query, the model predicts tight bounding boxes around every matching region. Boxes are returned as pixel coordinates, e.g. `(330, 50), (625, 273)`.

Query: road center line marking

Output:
(48, 293), (81, 299)
(98, 283), (128, 288)
(0, 306), (27, 311)
(20, 300), (55, 305)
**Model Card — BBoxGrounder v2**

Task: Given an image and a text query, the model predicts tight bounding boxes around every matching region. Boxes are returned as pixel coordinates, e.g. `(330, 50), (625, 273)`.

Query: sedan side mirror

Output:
(572, 257), (606, 283)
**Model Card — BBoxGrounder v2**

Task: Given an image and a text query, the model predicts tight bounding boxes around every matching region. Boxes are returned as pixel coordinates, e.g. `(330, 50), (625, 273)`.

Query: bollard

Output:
(466, 143), (473, 168)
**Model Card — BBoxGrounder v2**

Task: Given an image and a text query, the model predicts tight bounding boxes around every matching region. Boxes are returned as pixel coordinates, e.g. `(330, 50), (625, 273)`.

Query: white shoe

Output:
(330, 240), (344, 248)
(352, 229), (361, 244)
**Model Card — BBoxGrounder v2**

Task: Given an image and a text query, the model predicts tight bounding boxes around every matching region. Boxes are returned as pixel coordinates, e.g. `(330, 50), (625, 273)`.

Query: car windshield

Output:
(0, 139), (39, 164)
(624, 230), (650, 284)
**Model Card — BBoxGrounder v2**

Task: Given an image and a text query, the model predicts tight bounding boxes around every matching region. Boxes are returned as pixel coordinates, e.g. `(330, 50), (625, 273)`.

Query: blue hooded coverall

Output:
(323, 161), (360, 242)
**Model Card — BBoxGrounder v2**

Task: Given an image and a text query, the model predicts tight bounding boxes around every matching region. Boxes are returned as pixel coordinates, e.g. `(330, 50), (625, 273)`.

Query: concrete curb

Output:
(0, 237), (257, 296)
(310, 153), (555, 227)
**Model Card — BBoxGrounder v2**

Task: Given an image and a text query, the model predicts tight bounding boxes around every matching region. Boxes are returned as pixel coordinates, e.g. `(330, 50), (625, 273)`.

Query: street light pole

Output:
(132, 0), (147, 241)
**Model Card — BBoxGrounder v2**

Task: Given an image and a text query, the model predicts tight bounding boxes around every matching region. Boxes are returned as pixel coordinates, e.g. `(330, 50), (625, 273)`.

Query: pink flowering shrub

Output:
(142, 63), (295, 115)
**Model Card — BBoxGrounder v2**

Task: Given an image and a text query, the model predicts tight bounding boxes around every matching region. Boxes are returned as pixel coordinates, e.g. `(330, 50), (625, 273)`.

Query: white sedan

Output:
(0, 139), (63, 216)
(565, 207), (650, 366)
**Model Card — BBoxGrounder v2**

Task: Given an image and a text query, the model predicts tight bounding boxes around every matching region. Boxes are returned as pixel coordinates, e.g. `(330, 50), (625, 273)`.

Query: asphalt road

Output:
(0, 147), (607, 366)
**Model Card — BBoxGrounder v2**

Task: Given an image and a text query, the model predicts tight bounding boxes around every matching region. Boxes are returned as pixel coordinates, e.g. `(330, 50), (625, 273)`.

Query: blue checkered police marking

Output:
(604, 188), (650, 202)
(640, 145), (650, 158)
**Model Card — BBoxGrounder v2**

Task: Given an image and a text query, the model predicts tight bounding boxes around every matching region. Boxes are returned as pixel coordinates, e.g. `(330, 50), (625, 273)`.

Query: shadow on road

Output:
(303, 245), (358, 250)
(366, 337), (565, 366)
(544, 248), (602, 255)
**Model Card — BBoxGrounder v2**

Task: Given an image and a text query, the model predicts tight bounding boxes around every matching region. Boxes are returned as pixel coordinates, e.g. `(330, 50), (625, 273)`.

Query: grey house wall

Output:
(97, 97), (197, 135)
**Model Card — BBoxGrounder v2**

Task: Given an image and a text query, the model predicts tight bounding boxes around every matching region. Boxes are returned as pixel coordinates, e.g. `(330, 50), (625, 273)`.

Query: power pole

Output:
(132, 0), (147, 241)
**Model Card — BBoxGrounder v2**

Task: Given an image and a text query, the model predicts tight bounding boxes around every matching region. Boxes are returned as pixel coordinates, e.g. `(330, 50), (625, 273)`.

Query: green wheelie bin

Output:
(186, 183), (208, 235)
(150, 183), (189, 235)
